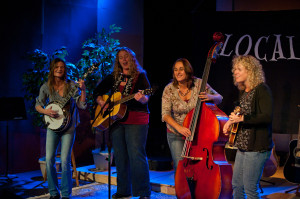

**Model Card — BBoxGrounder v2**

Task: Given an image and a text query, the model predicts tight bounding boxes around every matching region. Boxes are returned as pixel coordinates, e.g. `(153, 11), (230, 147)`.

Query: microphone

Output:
(120, 73), (130, 82)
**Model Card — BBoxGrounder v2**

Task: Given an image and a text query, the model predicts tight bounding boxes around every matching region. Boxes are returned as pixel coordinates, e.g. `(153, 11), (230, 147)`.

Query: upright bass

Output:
(175, 32), (233, 199)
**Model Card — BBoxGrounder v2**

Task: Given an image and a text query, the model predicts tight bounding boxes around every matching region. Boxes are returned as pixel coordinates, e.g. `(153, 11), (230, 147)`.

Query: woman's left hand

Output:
(77, 79), (86, 91)
(199, 92), (213, 101)
(134, 90), (148, 104)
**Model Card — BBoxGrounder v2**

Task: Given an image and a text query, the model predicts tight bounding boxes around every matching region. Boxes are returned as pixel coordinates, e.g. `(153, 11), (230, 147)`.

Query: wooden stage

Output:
(76, 165), (300, 198)
(77, 165), (176, 195)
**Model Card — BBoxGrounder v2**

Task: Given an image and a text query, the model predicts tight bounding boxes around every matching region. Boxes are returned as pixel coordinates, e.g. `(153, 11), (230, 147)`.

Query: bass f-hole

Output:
(203, 148), (213, 170)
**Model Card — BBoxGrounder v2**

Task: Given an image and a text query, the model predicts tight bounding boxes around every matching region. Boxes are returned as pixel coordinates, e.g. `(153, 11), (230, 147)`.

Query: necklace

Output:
(55, 84), (64, 93)
(178, 88), (190, 97)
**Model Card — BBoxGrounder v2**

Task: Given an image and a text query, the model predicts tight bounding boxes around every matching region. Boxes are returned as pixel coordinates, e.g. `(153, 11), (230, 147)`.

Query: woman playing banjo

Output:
(35, 58), (86, 199)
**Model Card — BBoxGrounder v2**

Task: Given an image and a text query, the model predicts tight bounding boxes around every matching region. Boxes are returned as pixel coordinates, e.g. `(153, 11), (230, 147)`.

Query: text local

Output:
(220, 34), (300, 62)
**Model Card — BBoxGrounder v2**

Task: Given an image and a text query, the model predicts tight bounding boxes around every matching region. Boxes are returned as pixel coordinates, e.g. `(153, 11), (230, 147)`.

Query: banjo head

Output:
(44, 103), (68, 131)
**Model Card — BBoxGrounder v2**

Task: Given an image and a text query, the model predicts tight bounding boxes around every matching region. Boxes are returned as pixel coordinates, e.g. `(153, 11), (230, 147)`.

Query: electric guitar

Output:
(283, 127), (300, 183)
(91, 88), (154, 131)
(44, 63), (99, 132)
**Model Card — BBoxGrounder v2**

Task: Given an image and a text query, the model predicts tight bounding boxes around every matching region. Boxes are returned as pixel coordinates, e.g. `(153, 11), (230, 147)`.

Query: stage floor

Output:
(0, 165), (300, 198)
(77, 165), (176, 195)
(77, 164), (300, 198)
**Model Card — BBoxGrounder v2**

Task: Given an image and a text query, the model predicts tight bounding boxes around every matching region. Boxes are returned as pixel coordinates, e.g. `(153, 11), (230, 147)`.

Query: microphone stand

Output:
(92, 76), (127, 199)
(91, 90), (114, 199)
(107, 93), (113, 199)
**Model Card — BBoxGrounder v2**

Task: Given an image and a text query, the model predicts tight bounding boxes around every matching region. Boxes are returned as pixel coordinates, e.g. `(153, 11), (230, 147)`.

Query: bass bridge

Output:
(181, 156), (203, 161)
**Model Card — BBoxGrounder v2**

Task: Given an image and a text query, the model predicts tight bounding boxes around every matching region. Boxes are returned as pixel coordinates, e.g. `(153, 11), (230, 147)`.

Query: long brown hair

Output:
(112, 47), (144, 79)
(47, 58), (69, 96)
(172, 58), (195, 89)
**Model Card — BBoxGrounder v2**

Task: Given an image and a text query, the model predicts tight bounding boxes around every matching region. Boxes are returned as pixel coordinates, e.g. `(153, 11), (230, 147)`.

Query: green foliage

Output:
(22, 25), (121, 127)
(77, 24), (121, 108)
(22, 49), (49, 127)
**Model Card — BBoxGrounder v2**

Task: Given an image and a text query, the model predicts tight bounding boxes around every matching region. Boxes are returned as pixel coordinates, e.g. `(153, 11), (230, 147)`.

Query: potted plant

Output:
(22, 47), (74, 128)
(22, 24), (121, 127)
(22, 24), (121, 171)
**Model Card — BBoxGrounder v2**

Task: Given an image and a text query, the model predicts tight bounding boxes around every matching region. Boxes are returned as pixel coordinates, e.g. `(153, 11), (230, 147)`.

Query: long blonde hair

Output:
(112, 47), (144, 79)
(232, 55), (265, 91)
(47, 58), (69, 96)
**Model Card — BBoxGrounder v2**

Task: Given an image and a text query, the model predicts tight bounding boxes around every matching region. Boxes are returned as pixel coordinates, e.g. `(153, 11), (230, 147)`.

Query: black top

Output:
(93, 72), (150, 113)
(238, 83), (273, 151)
(235, 87), (256, 151)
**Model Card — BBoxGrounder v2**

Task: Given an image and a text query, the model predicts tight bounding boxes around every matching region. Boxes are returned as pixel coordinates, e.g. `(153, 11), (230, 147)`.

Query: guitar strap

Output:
(128, 73), (139, 95)
(113, 73), (140, 96)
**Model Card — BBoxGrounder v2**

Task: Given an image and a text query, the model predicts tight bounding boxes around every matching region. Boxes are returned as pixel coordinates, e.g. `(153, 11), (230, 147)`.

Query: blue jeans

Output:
(167, 132), (184, 172)
(232, 150), (271, 199)
(111, 124), (151, 197)
(46, 125), (75, 198)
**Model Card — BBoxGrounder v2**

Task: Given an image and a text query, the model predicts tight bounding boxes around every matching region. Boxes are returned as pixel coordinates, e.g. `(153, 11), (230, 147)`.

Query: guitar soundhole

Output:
(293, 148), (300, 168)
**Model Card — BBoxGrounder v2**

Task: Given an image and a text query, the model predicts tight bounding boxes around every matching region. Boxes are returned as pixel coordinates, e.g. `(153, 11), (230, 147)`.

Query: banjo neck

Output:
(57, 63), (99, 108)
(59, 84), (79, 108)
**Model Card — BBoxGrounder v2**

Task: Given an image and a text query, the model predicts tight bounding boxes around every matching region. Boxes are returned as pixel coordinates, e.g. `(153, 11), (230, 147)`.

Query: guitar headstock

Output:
(208, 32), (224, 63)
(234, 106), (241, 115)
(141, 88), (155, 96)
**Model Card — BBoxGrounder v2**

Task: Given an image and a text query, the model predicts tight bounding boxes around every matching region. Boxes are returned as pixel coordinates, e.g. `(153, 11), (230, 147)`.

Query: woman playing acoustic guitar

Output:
(93, 47), (151, 199)
(223, 55), (273, 199)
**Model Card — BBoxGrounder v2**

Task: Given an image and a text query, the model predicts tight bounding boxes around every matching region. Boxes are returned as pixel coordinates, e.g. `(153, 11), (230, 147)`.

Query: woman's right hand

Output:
(177, 126), (191, 137)
(223, 120), (232, 136)
(45, 106), (59, 118)
(96, 96), (108, 111)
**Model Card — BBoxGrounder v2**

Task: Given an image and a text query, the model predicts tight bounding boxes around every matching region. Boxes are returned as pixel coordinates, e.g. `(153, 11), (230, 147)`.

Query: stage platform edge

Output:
(77, 165), (176, 196)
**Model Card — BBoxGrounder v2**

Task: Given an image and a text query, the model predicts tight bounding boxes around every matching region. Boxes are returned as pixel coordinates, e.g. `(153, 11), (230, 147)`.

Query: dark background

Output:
(1, 0), (300, 174)
(144, 3), (300, 158)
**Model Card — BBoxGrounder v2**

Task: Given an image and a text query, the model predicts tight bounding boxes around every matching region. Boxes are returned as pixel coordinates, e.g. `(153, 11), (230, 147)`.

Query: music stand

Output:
(0, 97), (27, 181)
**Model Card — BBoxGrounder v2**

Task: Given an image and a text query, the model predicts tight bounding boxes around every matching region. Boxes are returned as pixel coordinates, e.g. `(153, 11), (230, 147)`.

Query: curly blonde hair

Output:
(112, 47), (144, 79)
(232, 55), (265, 91)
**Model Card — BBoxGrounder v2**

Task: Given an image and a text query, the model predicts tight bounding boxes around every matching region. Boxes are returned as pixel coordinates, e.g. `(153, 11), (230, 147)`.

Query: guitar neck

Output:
(113, 93), (136, 106)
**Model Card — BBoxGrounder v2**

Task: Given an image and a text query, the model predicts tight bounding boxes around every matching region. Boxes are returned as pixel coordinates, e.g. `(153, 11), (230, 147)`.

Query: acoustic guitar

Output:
(283, 128), (300, 183)
(223, 108), (278, 177)
(262, 145), (278, 177)
(224, 106), (240, 163)
(91, 88), (154, 131)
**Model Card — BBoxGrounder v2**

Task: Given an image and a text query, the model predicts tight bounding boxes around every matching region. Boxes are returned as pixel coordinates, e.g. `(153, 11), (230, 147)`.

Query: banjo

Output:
(44, 63), (98, 132)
